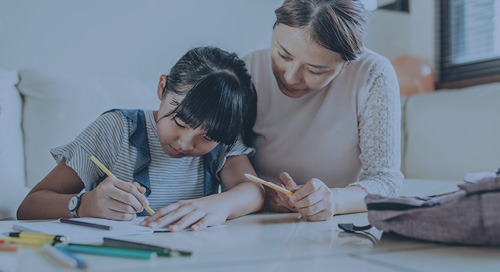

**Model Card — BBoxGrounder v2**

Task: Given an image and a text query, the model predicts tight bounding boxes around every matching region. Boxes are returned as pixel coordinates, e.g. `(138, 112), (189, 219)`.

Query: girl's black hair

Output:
(162, 46), (257, 147)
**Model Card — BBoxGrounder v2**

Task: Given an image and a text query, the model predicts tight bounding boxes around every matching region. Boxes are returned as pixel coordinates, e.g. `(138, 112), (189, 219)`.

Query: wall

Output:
(0, 0), (283, 80)
(0, 0), (436, 78)
(365, 0), (435, 69)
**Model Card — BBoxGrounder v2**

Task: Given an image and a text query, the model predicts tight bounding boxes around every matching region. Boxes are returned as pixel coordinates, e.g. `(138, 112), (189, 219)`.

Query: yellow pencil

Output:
(1, 237), (47, 248)
(90, 155), (155, 215)
(244, 173), (293, 196)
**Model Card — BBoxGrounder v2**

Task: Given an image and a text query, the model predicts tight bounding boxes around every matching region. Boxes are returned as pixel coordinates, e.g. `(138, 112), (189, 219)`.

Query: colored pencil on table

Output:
(43, 244), (87, 269)
(61, 244), (157, 259)
(59, 218), (112, 230)
(1, 237), (47, 248)
(8, 232), (67, 244)
(102, 237), (191, 257)
(0, 243), (18, 252)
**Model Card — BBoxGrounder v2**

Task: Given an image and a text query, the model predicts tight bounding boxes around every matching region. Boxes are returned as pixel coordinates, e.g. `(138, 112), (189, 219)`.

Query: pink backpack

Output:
(364, 170), (500, 246)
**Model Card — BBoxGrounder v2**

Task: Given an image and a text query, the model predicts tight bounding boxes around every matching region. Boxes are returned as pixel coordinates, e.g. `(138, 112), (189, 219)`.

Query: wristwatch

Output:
(68, 191), (85, 218)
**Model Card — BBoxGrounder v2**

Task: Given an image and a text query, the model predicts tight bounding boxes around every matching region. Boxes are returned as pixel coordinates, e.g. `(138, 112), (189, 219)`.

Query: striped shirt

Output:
(51, 110), (253, 210)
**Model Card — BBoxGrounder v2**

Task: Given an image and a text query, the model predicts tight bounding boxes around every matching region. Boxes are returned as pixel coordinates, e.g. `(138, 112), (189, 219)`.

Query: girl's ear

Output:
(157, 75), (168, 100)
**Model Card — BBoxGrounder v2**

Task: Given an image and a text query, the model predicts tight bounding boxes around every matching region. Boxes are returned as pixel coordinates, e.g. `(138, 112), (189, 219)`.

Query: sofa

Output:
(1, 68), (500, 220)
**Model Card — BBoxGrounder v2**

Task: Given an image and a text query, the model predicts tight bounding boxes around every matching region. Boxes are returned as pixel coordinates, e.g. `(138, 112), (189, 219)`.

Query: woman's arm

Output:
(265, 172), (366, 221)
(17, 159), (149, 220)
(267, 59), (404, 220)
(352, 58), (404, 196)
(140, 154), (265, 231)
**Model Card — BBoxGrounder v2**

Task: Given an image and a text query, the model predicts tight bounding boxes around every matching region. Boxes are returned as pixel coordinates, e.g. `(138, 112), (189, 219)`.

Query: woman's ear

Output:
(157, 75), (168, 100)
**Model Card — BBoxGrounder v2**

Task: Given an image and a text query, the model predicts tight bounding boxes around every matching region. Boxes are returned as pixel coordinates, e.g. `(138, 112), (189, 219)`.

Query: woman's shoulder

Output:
(348, 48), (397, 87)
(244, 48), (271, 69)
(351, 48), (393, 72)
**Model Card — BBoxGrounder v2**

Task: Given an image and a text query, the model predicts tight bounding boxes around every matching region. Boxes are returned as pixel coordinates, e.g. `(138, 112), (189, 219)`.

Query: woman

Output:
(245, 0), (403, 221)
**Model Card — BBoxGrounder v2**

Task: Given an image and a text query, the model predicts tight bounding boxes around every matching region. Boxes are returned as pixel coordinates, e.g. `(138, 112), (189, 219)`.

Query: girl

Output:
(17, 47), (265, 232)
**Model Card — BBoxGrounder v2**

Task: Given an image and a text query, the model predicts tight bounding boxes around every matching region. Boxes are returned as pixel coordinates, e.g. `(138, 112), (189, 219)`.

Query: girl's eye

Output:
(203, 135), (215, 142)
(174, 118), (186, 128)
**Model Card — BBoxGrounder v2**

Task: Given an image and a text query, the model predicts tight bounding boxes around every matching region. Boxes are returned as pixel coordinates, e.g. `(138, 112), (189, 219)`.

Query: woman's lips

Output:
(281, 81), (303, 93)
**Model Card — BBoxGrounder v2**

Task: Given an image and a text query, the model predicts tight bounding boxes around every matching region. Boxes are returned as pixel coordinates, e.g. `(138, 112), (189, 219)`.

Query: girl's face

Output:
(270, 24), (347, 98)
(155, 76), (219, 158)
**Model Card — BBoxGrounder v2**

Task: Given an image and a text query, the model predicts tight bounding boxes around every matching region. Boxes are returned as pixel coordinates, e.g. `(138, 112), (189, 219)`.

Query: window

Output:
(439, 0), (500, 83)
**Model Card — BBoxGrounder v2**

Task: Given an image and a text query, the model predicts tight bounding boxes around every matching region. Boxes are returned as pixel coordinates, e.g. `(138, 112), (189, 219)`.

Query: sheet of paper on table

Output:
(12, 217), (229, 244)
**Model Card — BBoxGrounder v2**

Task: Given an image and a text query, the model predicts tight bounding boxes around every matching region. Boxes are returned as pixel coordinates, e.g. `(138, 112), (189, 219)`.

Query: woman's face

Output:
(270, 24), (347, 98)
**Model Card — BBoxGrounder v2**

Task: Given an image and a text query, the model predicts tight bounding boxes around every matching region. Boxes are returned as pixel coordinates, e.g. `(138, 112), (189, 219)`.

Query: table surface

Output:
(1, 212), (499, 272)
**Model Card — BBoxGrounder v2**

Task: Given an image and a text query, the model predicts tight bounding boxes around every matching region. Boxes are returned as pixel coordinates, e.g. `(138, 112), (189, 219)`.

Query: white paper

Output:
(13, 218), (154, 244)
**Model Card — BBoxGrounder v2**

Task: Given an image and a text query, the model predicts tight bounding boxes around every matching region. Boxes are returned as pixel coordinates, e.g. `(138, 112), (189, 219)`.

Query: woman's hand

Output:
(266, 172), (300, 213)
(270, 172), (335, 221)
(287, 174), (335, 221)
(139, 196), (230, 232)
(79, 178), (149, 221)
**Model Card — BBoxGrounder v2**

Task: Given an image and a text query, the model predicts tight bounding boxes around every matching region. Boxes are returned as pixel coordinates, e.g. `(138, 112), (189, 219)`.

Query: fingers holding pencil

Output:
(89, 156), (155, 216)
(80, 177), (144, 220)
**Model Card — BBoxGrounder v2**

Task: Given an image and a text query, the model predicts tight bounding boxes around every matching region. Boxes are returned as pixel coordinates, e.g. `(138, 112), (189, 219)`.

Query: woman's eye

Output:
(308, 69), (322, 75)
(279, 52), (292, 61)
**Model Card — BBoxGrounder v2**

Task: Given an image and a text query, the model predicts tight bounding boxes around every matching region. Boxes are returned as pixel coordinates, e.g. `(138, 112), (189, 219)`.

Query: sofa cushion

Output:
(17, 69), (160, 187)
(403, 83), (500, 181)
(0, 69), (25, 187)
(401, 178), (462, 197)
(0, 69), (30, 220)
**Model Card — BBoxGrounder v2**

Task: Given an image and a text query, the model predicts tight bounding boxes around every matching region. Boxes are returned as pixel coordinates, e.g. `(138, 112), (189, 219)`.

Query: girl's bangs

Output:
(172, 72), (244, 146)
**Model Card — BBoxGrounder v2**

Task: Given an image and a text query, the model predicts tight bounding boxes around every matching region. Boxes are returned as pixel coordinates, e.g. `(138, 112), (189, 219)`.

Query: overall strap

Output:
(112, 109), (151, 217)
(203, 145), (221, 196)
(111, 109), (152, 197)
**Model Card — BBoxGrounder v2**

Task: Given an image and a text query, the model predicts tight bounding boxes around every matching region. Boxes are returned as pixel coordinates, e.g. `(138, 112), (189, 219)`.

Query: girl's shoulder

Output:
(94, 109), (132, 131)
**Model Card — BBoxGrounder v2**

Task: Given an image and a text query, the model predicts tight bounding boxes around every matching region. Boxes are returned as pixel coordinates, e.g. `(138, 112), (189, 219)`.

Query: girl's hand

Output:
(289, 175), (335, 221)
(79, 178), (149, 220)
(139, 197), (230, 232)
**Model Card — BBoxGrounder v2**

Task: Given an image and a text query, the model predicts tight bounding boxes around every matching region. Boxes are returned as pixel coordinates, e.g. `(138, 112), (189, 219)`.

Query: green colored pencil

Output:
(60, 244), (157, 259)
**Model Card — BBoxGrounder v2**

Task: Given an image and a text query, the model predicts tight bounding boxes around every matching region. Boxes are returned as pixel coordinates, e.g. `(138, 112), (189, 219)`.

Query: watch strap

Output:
(70, 191), (85, 218)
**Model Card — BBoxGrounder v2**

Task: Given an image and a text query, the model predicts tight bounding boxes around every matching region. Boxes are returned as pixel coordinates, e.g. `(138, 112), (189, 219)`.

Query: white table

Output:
(1, 212), (499, 272)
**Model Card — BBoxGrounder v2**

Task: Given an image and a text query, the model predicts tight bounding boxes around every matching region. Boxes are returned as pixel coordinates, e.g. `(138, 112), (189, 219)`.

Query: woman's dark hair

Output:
(274, 0), (367, 61)
(162, 46), (257, 147)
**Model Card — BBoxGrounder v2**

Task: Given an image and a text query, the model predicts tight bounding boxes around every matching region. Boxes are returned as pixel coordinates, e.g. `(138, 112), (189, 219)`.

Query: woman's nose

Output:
(283, 63), (301, 85)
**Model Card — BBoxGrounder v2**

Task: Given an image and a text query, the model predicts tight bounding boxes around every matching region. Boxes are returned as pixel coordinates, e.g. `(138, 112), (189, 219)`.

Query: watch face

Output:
(69, 196), (78, 211)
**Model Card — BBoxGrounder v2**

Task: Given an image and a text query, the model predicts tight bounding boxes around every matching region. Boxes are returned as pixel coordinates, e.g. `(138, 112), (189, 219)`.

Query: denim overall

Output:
(99, 109), (221, 216)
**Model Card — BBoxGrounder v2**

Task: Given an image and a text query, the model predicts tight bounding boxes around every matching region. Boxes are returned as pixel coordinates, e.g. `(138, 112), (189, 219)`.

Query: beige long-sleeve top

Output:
(245, 48), (403, 196)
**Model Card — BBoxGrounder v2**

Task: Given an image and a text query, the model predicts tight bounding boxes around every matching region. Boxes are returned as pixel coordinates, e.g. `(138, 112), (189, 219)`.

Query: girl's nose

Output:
(178, 133), (195, 152)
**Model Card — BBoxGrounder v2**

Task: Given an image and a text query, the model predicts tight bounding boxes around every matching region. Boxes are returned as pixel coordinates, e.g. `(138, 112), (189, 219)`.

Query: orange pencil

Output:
(244, 173), (293, 196)
(0, 243), (18, 252)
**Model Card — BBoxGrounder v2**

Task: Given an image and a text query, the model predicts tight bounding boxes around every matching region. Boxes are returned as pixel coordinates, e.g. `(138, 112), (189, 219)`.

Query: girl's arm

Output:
(17, 159), (149, 220)
(140, 154), (265, 231)
(215, 154), (266, 219)
(17, 159), (84, 220)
